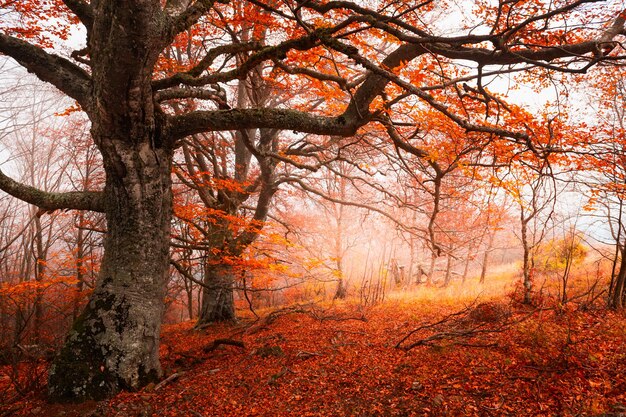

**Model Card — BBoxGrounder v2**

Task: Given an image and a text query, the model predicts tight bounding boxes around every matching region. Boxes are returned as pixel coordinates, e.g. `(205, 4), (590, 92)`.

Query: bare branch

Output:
(0, 33), (92, 111)
(283, 177), (426, 236)
(0, 169), (104, 213)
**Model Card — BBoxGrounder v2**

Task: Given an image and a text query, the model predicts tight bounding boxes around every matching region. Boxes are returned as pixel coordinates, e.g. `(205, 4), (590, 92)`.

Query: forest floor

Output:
(3, 279), (626, 417)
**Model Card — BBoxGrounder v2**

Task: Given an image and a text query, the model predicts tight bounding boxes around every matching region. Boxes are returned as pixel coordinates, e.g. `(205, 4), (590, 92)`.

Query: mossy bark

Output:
(47, 2), (174, 401)
(48, 139), (173, 401)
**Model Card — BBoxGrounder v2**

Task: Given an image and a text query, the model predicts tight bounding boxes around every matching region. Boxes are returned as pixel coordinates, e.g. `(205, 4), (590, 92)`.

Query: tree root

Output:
(203, 338), (245, 353)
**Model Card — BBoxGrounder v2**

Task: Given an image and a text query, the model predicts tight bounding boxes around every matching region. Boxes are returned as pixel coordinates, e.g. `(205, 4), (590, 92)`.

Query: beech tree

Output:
(1, 0), (625, 402)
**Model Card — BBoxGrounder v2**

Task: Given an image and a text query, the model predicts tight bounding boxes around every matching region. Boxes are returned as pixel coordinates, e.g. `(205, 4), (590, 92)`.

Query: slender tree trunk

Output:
(15, 234), (33, 345)
(408, 239), (415, 289)
(479, 231), (495, 284)
(185, 278), (194, 320)
(479, 250), (489, 284)
(33, 214), (45, 344)
(333, 218), (347, 299)
(443, 254), (453, 287)
(461, 246), (473, 283)
(333, 175), (347, 299)
(561, 241), (575, 304)
(333, 238), (346, 299)
(610, 246), (626, 309)
(73, 212), (85, 321)
(48, 138), (173, 401)
(521, 219), (533, 304)
(426, 251), (436, 285)
(334, 275), (347, 300)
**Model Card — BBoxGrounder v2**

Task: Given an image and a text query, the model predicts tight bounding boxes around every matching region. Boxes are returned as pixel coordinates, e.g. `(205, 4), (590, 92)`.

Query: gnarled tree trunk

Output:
(48, 0), (172, 400)
(48, 138), (173, 401)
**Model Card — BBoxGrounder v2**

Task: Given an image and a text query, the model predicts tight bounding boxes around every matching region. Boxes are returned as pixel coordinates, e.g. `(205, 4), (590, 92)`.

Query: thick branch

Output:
(168, 108), (359, 142)
(155, 87), (229, 107)
(62, 0), (94, 30)
(0, 169), (104, 213)
(0, 33), (92, 111)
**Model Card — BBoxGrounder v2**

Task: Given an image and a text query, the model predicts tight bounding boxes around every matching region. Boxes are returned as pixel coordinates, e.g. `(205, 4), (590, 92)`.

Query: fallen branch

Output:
(396, 302), (537, 351)
(394, 303), (477, 349)
(154, 371), (185, 392)
(296, 350), (325, 358)
(268, 366), (294, 385)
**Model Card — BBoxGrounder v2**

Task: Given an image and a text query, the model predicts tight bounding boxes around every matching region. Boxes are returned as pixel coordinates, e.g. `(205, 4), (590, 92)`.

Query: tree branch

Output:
(283, 177), (425, 236)
(166, 0), (220, 42)
(186, 42), (262, 78)
(168, 108), (359, 143)
(0, 33), (92, 111)
(154, 26), (335, 90)
(0, 169), (104, 213)
(166, 6), (626, 150)
(61, 0), (94, 30)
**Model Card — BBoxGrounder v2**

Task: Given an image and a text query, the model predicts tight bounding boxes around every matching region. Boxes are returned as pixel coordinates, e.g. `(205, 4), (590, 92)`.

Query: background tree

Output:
(583, 70), (626, 308)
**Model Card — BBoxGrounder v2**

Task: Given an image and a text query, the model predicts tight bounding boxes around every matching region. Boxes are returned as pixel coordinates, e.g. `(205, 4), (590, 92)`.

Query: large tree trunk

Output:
(48, 139), (173, 401)
(47, 2), (173, 401)
(197, 263), (236, 325)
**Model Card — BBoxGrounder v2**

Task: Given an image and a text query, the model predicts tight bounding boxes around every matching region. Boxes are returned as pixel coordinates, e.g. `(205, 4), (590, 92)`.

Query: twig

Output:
(296, 350), (324, 358)
(453, 342), (499, 348)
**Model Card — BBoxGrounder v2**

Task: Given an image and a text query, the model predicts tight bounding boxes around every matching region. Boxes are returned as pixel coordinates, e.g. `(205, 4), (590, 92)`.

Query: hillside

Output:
(4, 285), (626, 417)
